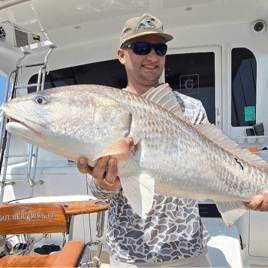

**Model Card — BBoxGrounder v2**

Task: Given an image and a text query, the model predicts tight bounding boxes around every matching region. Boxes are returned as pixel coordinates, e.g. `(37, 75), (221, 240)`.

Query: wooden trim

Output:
(52, 241), (85, 267)
(58, 199), (108, 217)
(0, 254), (58, 267)
(0, 196), (108, 235)
(6, 196), (108, 217)
(0, 253), (58, 268)
(0, 203), (68, 235)
(0, 241), (85, 267)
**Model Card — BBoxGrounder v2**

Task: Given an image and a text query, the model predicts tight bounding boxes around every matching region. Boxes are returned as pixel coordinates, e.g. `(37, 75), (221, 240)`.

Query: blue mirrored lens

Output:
(132, 43), (167, 56)
(154, 43), (167, 56)
(133, 43), (151, 55)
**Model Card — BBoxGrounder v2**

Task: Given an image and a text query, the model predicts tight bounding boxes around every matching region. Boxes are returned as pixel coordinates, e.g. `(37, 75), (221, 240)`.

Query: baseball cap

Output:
(120, 13), (173, 47)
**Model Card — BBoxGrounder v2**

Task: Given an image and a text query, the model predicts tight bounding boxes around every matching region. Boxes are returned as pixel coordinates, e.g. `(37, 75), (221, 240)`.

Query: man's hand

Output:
(77, 156), (121, 191)
(243, 190), (268, 211)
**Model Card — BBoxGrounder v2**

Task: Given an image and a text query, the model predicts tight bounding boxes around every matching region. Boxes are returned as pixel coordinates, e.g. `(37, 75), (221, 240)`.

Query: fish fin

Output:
(194, 123), (268, 172)
(142, 83), (191, 124)
(120, 174), (155, 219)
(215, 201), (247, 227)
(100, 137), (136, 161)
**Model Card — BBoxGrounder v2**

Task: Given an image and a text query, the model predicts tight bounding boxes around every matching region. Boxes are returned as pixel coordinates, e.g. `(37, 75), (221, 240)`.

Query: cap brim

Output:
(121, 31), (173, 47)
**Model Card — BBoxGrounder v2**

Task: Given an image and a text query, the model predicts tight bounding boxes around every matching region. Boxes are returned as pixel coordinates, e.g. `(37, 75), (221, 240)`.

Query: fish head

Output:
(2, 92), (51, 140)
(2, 86), (132, 162)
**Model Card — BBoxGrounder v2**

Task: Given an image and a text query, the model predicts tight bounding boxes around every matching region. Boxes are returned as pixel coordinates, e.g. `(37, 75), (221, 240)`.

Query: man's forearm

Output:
(88, 175), (121, 199)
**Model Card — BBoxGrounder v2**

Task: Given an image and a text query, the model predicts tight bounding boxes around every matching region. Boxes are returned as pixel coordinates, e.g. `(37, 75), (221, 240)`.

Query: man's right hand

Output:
(77, 156), (121, 191)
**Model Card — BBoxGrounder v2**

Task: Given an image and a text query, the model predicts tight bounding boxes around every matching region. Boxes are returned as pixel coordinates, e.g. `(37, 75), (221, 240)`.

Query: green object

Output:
(245, 106), (255, 121)
(32, 34), (40, 43)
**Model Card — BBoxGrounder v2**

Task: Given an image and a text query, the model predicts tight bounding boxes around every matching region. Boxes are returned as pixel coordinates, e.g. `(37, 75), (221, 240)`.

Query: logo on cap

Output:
(135, 18), (156, 31)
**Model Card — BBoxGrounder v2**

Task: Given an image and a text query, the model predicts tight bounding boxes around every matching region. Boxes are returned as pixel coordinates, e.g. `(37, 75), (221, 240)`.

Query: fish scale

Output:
(97, 85), (268, 214)
(2, 83), (268, 226)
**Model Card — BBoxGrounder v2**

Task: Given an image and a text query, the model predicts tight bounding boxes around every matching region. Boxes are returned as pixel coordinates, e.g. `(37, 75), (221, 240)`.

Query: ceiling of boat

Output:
(0, 0), (267, 35)
(0, 0), (267, 77)
(0, 0), (29, 10)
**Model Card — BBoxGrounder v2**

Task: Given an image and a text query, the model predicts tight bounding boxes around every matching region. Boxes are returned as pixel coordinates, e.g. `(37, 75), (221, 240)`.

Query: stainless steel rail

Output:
(0, 45), (56, 201)
(78, 240), (103, 268)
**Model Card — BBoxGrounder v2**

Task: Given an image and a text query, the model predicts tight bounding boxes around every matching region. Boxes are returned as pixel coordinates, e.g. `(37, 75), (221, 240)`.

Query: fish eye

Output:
(35, 95), (48, 105)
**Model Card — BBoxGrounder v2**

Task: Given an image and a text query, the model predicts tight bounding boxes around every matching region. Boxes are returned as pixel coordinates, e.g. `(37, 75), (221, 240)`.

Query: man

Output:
(78, 13), (268, 267)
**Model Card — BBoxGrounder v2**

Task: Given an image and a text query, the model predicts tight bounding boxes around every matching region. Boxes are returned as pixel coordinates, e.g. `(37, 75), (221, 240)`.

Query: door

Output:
(163, 46), (222, 127)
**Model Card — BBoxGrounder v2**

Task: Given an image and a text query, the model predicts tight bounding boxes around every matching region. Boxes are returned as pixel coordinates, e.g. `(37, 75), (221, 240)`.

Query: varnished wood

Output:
(0, 241), (85, 267)
(0, 203), (68, 235)
(0, 196), (108, 235)
(0, 196), (108, 267)
(55, 199), (108, 216)
(6, 196), (109, 217)
(51, 241), (85, 267)
(0, 253), (58, 267)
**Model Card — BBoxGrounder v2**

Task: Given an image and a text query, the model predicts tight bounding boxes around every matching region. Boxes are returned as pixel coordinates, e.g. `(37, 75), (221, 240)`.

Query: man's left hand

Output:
(243, 190), (268, 211)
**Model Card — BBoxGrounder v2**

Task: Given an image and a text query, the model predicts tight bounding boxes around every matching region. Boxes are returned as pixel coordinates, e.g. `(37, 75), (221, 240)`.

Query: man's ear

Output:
(117, 48), (126, 65)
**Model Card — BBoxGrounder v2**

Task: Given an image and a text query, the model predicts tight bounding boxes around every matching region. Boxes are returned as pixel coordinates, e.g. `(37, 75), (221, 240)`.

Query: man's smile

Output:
(142, 64), (158, 69)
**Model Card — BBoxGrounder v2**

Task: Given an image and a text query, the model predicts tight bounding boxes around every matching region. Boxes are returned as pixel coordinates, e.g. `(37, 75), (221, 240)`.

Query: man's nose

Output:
(146, 48), (159, 61)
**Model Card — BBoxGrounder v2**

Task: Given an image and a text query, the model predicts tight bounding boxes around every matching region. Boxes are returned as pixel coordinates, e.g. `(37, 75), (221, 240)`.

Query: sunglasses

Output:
(121, 42), (167, 56)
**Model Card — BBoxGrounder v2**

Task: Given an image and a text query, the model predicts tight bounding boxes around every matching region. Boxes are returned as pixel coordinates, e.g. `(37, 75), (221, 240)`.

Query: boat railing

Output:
(0, 45), (56, 201)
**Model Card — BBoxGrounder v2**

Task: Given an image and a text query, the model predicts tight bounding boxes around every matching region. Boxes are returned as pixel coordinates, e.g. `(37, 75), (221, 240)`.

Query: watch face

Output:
(0, 26), (6, 41)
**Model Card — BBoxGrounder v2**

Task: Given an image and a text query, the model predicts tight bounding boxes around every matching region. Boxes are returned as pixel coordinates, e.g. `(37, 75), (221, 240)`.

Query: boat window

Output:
(165, 52), (215, 123)
(28, 59), (127, 92)
(231, 48), (257, 127)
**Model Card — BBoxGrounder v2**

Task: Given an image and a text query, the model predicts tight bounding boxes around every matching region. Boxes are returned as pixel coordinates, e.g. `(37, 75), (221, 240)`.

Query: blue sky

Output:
(0, 75), (7, 105)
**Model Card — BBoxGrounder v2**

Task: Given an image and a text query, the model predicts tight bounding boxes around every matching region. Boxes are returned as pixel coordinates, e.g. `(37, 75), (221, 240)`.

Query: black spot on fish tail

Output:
(235, 158), (244, 170)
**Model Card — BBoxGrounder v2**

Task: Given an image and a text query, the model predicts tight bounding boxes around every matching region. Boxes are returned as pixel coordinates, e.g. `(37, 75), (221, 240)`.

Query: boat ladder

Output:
(0, 45), (56, 202)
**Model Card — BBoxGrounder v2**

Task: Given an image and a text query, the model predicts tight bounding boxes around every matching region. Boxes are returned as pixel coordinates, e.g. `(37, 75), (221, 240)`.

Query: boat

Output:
(0, 0), (267, 267)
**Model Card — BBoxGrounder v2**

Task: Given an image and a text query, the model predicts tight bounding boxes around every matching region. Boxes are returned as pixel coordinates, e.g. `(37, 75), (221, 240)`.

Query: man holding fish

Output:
(2, 11), (268, 268)
(77, 13), (268, 267)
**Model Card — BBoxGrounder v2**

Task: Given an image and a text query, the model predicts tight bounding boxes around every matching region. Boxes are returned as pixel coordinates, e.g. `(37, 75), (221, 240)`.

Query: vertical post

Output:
(96, 211), (105, 238)
(27, 45), (56, 196)
(0, 51), (31, 202)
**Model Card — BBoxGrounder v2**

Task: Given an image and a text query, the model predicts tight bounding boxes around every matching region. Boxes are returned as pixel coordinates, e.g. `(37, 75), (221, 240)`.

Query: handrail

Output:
(0, 45), (56, 200)
(79, 240), (103, 268)
(27, 45), (56, 193)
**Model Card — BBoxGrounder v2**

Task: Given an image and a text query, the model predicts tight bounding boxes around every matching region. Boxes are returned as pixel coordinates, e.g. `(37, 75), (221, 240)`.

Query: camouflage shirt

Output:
(88, 89), (210, 263)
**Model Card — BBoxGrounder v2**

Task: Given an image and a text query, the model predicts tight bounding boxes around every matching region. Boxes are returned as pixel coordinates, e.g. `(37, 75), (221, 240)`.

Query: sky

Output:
(0, 75), (7, 105)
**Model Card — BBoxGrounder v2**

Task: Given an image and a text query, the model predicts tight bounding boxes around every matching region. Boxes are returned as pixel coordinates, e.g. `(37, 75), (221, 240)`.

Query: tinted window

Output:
(231, 48), (257, 127)
(28, 59), (127, 92)
(165, 52), (215, 123)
